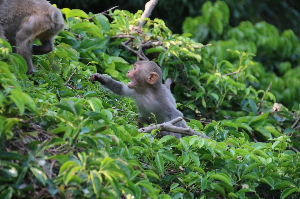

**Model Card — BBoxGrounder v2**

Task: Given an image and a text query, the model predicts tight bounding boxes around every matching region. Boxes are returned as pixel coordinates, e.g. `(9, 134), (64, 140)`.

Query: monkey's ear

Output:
(147, 72), (159, 84)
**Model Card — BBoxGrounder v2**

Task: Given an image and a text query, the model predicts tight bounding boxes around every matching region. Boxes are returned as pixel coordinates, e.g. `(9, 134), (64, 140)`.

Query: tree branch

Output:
(81, 6), (119, 23)
(137, 0), (159, 28)
(64, 63), (80, 86)
(138, 117), (211, 139)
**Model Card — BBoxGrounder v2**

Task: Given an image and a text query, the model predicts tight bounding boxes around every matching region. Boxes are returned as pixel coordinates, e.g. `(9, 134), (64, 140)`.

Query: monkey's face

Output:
(127, 63), (143, 88)
(127, 62), (159, 89)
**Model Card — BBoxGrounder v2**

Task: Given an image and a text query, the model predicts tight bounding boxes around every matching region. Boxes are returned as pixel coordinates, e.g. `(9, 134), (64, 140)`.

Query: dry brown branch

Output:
(50, 160), (56, 179)
(81, 6), (119, 23)
(222, 71), (239, 77)
(111, 35), (135, 39)
(137, 0), (159, 28)
(138, 117), (211, 139)
(257, 81), (272, 112)
(292, 116), (300, 129)
(64, 63), (80, 86)
(121, 40), (160, 61)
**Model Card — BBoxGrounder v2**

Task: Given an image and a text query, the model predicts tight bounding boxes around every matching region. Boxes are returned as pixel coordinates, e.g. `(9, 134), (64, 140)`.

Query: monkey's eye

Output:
(134, 66), (137, 70)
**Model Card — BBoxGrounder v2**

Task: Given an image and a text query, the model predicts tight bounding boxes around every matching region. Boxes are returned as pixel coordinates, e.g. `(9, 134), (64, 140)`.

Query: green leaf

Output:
(242, 163), (260, 176)
(144, 170), (159, 179)
(261, 177), (274, 188)
(275, 181), (295, 190)
(155, 154), (164, 175)
(170, 183), (179, 190)
(158, 51), (166, 66)
(161, 152), (176, 162)
(66, 9), (89, 18)
(264, 126), (281, 137)
(250, 112), (269, 127)
(49, 154), (69, 164)
(15, 167), (28, 185)
(65, 166), (81, 185)
(210, 173), (232, 186)
(0, 152), (21, 160)
(97, 14), (110, 31)
(210, 183), (225, 197)
(190, 119), (204, 130)
(255, 126), (272, 140)
(59, 161), (79, 175)
(248, 99), (257, 115)
(189, 152), (200, 167)
(158, 135), (176, 144)
(0, 187), (13, 199)
(88, 98), (103, 112)
(180, 139), (189, 151)
(43, 138), (65, 150)
(9, 89), (25, 115)
(91, 170), (102, 197)
(182, 151), (189, 165)
(201, 176), (207, 192)
(222, 121), (238, 130)
(11, 54), (27, 74)
(280, 188), (299, 199)
(30, 167), (47, 186)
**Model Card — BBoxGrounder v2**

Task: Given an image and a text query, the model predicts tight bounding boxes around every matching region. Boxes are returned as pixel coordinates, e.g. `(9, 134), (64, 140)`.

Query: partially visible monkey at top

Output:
(0, 0), (64, 74)
(90, 61), (188, 139)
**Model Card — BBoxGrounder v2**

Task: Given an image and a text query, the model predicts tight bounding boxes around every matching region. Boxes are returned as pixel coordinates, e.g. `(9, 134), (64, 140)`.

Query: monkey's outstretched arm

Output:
(90, 73), (134, 97)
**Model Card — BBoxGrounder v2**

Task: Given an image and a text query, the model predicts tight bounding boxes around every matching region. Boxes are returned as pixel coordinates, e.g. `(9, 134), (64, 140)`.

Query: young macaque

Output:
(0, 0), (64, 74)
(90, 61), (187, 139)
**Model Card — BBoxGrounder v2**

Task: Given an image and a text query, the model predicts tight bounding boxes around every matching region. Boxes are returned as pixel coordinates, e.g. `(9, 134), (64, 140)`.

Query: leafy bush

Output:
(183, 1), (300, 110)
(0, 4), (300, 199)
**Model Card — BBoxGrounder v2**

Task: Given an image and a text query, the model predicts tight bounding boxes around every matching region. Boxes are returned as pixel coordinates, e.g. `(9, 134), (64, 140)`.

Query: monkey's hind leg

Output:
(32, 39), (54, 55)
(15, 16), (39, 74)
(0, 24), (7, 40)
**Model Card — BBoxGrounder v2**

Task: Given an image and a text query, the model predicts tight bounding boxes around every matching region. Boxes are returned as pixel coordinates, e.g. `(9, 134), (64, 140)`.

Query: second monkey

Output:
(90, 61), (187, 138)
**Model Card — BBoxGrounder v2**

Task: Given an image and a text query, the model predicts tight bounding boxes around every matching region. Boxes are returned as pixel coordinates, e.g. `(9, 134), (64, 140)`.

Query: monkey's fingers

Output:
(90, 74), (96, 84)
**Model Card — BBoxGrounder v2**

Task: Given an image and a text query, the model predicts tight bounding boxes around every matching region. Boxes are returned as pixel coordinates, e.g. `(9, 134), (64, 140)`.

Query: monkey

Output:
(90, 61), (188, 139)
(0, 0), (64, 74)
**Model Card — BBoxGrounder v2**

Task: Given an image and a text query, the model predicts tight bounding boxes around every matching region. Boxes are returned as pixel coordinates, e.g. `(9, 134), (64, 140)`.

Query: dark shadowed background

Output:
(50, 0), (300, 35)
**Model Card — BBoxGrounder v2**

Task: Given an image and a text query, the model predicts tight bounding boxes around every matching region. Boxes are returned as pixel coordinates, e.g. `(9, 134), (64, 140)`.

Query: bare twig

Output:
(81, 6), (119, 23)
(111, 35), (135, 39)
(137, 0), (159, 28)
(292, 117), (300, 129)
(138, 117), (211, 139)
(50, 160), (56, 179)
(64, 63), (80, 86)
(257, 81), (272, 112)
(291, 146), (299, 153)
(222, 71), (239, 77)
(121, 40), (155, 61)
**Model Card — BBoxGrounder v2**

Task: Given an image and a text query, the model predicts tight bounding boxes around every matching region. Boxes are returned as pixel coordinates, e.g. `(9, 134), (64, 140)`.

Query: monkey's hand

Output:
(90, 73), (108, 85)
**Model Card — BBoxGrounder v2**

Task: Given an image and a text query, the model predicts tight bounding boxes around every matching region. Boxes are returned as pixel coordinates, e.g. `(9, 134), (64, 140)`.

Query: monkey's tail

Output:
(164, 78), (172, 90)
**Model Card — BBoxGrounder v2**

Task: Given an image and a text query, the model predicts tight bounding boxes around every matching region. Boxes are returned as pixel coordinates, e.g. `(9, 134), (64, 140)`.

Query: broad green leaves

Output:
(1, 4), (300, 199)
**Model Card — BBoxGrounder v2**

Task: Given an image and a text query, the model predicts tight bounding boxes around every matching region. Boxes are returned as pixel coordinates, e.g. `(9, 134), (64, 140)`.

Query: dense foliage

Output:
(1, 3), (300, 199)
(183, 1), (300, 109)
(50, 0), (300, 36)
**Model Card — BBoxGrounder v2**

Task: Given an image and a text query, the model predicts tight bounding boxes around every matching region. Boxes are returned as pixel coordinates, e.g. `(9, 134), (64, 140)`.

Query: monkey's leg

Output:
(0, 24), (6, 40)
(32, 39), (54, 55)
(15, 16), (38, 74)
